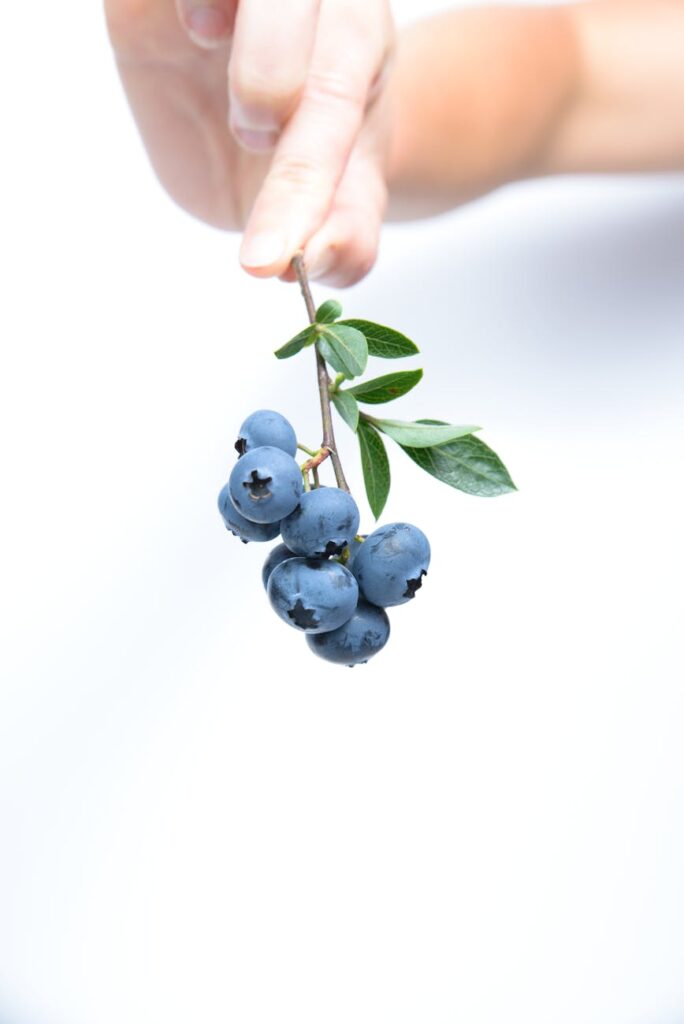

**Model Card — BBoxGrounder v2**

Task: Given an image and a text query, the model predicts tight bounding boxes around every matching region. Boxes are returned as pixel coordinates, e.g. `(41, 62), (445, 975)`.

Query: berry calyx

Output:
(228, 446), (303, 524)
(351, 522), (431, 607)
(267, 557), (359, 634)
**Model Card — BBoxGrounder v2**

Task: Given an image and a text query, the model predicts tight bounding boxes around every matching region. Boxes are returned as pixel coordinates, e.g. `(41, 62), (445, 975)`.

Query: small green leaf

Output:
(317, 323), (368, 379)
(338, 319), (419, 358)
(347, 369), (423, 405)
(369, 417), (479, 447)
(274, 326), (315, 360)
(400, 433), (516, 497)
(332, 390), (359, 432)
(357, 419), (390, 520)
(315, 299), (342, 324)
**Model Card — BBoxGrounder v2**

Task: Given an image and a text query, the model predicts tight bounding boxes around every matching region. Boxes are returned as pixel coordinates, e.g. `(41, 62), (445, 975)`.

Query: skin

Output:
(104, 0), (684, 287)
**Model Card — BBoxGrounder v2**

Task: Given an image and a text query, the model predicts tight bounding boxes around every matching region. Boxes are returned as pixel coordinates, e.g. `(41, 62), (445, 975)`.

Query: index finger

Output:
(229, 0), (321, 150)
(238, 2), (391, 275)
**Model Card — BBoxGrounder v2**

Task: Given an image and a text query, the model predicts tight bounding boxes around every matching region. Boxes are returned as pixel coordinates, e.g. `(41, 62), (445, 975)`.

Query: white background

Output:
(1, 2), (683, 1023)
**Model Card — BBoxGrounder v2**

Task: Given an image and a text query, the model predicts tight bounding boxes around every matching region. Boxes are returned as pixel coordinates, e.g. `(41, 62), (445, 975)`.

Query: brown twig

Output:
(292, 252), (350, 492)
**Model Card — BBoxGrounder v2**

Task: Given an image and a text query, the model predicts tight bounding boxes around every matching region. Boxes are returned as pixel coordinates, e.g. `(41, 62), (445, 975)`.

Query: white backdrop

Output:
(1, 2), (683, 1023)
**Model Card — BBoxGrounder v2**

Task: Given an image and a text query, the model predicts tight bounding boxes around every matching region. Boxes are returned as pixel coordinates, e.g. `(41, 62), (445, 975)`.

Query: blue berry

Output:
(235, 409), (297, 458)
(228, 446), (303, 524)
(280, 487), (360, 558)
(267, 557), (358, 633)
(306, 600), (390, 666)
(351, 523), (430, 607)
(261, 542), (296, 589)
(218, 483), (281, 542)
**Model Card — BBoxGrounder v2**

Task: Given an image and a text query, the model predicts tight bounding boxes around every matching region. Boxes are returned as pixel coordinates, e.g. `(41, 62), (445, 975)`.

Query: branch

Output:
(292, 252), (350, 492)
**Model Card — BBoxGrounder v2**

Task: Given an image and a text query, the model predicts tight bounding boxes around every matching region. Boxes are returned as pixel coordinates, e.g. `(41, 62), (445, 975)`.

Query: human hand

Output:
(105, 0), (395, 286)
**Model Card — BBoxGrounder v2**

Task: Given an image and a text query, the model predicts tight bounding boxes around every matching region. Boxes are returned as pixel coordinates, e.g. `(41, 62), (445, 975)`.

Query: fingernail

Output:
(240, 231), (285, 269)
(229, 97), (280, 152)
(231, 124), (279, 154)
(182, 5), (231, 48)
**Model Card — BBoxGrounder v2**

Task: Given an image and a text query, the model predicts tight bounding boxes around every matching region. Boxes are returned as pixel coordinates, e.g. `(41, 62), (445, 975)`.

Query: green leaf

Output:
(369, 417), (479, 447)
(347, 369), (423, 405)
(400, 433), (517, 497)
(274, 326), (315, 360)
(316, 323), (368, 379)
(338, 319), (419, 358)
(315, 299), (342, 324)
(332, 390), (359, 432)
(357, 419), (391, 520)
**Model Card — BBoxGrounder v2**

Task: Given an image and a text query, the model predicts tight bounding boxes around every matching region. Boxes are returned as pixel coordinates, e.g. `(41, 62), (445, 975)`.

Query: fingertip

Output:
(177, 2), (233, 48)
(277, 266), (298, 284)
(313, 256), (377, 289)
(306, 247), (337, 283)
(239, 231), (284, 268)
(239, 231), (292, 278)
(300, 149), (386, 287)
(305, 230), (379, 288)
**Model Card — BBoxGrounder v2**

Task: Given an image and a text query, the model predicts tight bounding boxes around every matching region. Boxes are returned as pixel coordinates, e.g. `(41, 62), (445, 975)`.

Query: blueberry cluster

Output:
(218, 410), (430, 667)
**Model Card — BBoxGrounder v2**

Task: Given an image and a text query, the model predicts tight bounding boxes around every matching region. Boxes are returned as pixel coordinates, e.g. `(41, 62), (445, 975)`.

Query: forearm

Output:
(386, 2), (684, 220)
(545, 0), (684, 175)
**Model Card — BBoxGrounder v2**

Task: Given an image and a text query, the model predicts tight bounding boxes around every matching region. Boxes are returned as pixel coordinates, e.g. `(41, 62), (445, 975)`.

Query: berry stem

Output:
(292, 252), (350, 493)
(301, 446), (331, 478)
(297, 442), (319, 457)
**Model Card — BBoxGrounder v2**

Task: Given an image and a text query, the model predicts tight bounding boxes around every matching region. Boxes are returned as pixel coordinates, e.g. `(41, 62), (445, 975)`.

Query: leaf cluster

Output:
(276, 301), (516, 519)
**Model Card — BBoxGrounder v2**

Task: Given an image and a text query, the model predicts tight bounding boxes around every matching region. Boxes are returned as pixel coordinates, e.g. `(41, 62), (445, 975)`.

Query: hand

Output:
(105, 0), (395, 286)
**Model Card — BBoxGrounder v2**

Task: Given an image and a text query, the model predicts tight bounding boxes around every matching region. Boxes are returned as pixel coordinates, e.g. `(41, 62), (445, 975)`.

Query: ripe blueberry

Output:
(351, 522), (431, 607)
(228, 445), (303, 524)
(267, 557), (359, 633)
(235, 410), (297, 458)
(261, 542), (296, 589)
(280, 487), (360, 558)
(306, 600), (390, 666)
(218, 483), (280, 542)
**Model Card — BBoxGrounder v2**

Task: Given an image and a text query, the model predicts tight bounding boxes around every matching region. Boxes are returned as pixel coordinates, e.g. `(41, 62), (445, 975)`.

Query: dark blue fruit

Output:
(268, 557), (358, 633)
(261, 542), (296, 589)
(228, 446), (303, 524)
(235, 409), (297, 458)
(280, 487), (360, 558)
(351, 522), (431, 607)
(218, 483), (281, 542)
(306, 600), (390, 666)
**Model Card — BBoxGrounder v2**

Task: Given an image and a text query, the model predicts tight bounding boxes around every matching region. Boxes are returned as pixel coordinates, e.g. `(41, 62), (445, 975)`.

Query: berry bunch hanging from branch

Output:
(218, 254), (516, 666)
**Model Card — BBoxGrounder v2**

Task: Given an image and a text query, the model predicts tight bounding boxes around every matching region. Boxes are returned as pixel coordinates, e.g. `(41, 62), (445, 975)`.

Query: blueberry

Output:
(235, 410), (297, 458)
(306, 600), (390, 666)
(261, 542), (296, 589)
(217, 483), (281, 543)
(351, 522), (430, 607)
(267, 557), (359, 633)
(280, 487), (360, 558)
(228, 445), (303, 524)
